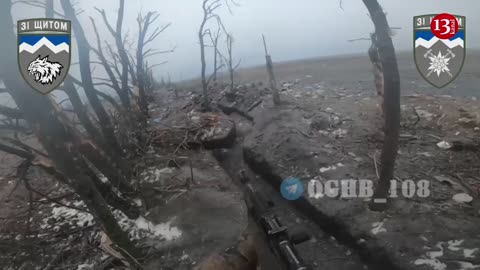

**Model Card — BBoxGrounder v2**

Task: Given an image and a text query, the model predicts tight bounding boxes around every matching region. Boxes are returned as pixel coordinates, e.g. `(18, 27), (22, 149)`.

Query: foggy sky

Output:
(12, 0), (480, 82)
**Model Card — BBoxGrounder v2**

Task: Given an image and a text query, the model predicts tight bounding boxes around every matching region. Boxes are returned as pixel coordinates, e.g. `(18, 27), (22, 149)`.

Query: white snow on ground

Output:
(140, 167), (176, 183)
(415, 108), (434, 121)
(199, 126), (226, 140)
(371, 221), (387, 235)
(437, 141), (452, 150)
(76, 263), (94, 270)
(319, 163), (344, 173)
(133, 198), (142, 207)
(42, 200), (182, 242)
(464, 248), (479, 258)
(332, 128), (348, 138)
(457, 261), (480, 269)
(414, 242), (447, 270)
(447, 240), (464, 251)
(418, 152), (433, 157)
(415, 241), (479, 270)
(131, 216), (181, 241)
(41, 201), (94, 229)
(319, 166), (337, 173)
(452, 193), (473, 203)
(99, 175), (109, 183)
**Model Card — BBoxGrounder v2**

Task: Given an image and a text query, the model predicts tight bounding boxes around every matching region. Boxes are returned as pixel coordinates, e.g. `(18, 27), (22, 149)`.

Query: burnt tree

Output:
(89, 19), (125, 111)
(363, 0), (401, 212)
(95, 0), (131, 111)
(262, 35), (280, 105)
(199, 0), (224, 108)
(62, 76), (109, 150)
(368, 32), (385, 116)
(208, 26), (223, 82)
(31, 0), (134, 194)
(0, 0), (139, 258)
(136, 12), (172, 116)
(222, 33), (241, 90)
(61, 0), (125, 160)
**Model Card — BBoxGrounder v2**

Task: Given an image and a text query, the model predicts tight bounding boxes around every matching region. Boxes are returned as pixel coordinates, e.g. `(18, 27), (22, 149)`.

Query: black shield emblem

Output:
(18, 19), (71, 94)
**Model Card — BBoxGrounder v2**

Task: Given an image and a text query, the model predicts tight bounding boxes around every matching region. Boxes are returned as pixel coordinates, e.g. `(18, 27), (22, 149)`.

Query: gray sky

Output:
(12, 0), (480, 81)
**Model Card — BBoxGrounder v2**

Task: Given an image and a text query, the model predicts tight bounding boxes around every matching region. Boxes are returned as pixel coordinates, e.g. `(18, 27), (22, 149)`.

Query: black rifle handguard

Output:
(239, 170), (309, 270)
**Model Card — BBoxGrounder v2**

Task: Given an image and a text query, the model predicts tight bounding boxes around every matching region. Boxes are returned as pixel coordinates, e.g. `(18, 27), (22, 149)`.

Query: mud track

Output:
(212, 114), (379, 270)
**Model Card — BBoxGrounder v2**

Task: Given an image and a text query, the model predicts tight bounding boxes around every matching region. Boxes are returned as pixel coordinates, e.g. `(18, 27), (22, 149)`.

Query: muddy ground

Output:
(1, 50), (480, 270)
(173, 50), (480, 269)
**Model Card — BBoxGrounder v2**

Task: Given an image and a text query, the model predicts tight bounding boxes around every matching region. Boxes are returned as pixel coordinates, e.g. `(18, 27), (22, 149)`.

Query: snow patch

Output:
(199, 127), (226, 140)
(457, 261), (480, 269)
(42, 200), (182, 243)
(415, 241), (479, 270)
(371, 221), (387, 235)
(76, 263), (94, 270)
(42, 201), (93, 229)
(332, 128), (348, 138)
(99, 175), (108, 183)
(133, 198), (142, 207)
(437, 141), (452, 150)
(447, 240), (464, 251)
(141, 167), (175, 184)
(418, 152), (433, 157)
(414, 243), (446, 270)
(464, 248), (479, 258)
(416, 109), (434, 121)
(133, 216), (182, 241)
(115, 211), (182, 241)
(319, 165), (337, 173)
(452, 193), (473, 203)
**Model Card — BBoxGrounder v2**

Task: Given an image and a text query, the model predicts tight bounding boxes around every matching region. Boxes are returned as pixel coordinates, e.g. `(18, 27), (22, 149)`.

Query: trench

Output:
(211, 115), (403, 270)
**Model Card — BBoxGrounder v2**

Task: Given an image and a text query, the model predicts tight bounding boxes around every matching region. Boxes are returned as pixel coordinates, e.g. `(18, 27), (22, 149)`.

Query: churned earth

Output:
(2, 50), (480, 270)
(172, 50), (480, 270)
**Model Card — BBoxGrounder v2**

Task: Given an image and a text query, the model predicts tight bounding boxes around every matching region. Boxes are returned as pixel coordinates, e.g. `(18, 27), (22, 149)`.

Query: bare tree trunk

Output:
(226, 34), (235, 90)
(48, 0), (130, 180)
(81, 160), (139, 219)
(46, 0), (105, 149)
(145, 62), (155, 97)
(90, 19), (127, 109)
(115, 0), (132, 112)
(263, 35), (280, 105)
(136, 57), (148, 118)
(199, 8), (209, 108)
(368, 33), (385, 116)
(0, 0), (138, 257)
(78, 141), (134, 195)
(209, 27), (221, 82)
(136, 12), (161, 117)
(213, 45), (218, 82)
(60, 1), (132, 180)
(61, 0), (125, 159)
(63, 77), (104, 145)
(363, 0), (401, 212)
(94, 0), (131, 111)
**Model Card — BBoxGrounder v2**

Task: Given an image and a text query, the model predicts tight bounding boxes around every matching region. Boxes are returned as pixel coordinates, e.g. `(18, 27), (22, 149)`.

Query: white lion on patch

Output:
(27, 56), (63, 85)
